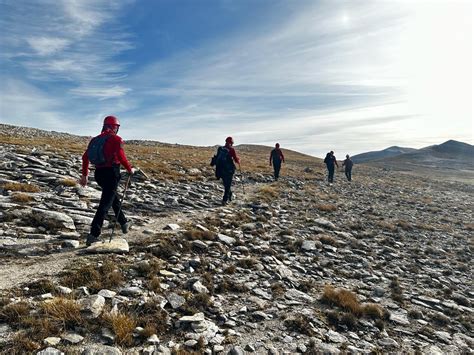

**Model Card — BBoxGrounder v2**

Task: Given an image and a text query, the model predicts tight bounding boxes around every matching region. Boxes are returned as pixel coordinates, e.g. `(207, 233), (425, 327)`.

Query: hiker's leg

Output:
(274, 162), (281, 180)
(222, 174), (232, 202)
(90, 169), (116, 237)
(348, 170), (352, 181)
(328, 168), (334, 183)
(110, 169), (127, 226)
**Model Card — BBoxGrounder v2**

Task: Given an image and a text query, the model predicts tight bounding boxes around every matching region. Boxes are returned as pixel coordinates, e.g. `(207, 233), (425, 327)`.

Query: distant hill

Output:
(352, 146), (417, 163)
(361, 140), (474, 183)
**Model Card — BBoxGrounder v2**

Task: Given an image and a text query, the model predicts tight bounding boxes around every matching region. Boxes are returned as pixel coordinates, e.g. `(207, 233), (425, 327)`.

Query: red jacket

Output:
(270, 148), (285, 165)
(225, 144), (240, 164)
(82, 130), (132, 176)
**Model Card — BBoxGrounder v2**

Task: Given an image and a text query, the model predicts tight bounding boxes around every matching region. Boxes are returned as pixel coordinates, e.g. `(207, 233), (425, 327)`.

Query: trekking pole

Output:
(239, 165), (245, 194)
(109, 173), (132, 243)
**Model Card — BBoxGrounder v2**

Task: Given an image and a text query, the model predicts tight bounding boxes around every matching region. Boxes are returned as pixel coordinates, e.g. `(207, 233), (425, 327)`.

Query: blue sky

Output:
(0, 0), (472, 157)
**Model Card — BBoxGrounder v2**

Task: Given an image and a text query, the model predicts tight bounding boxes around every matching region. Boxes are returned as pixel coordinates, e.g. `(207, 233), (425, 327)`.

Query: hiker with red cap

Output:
(211, 137), (240, 205)
(269, 143), (285, 181)
(80, 116), (135, 246)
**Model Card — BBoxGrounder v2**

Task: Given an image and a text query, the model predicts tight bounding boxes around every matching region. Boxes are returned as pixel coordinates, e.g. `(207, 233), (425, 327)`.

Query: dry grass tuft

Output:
(223, 265), (236, 274)
(319, 235), (337, 246)
(10, 193), (34, 203)
(60, 178), (77, 187)
(257, 185), (279, 202)
(40, 297), (82, 328)
(284, 314), (316, 335)
(23, 278), (56, 296)
(316, 204), (337, 212)
(236, 257), (258, 269)
(271, 282), (286, 299)
(103, 312), (137, 346)
(5, 332), (40, 353)
(0, 301), (31, 325)
(61, 259), (124, 292)
(183, 228), (215, 241)
(390, 278), (404, 304)
(396, 219), (413, 230)
(375, 220), (397, 232)
(215, 278), (249, 294)
(321, 285), (384, 319)
(1, 182), (40, 192)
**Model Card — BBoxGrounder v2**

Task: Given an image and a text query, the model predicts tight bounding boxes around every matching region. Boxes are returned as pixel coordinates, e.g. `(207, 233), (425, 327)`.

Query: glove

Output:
(129, 168), (137, 175)
(79, 175), (88, 187)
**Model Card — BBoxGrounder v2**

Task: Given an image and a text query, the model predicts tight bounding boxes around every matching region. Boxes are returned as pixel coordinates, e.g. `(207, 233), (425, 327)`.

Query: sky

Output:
(0, 0), (472, 157)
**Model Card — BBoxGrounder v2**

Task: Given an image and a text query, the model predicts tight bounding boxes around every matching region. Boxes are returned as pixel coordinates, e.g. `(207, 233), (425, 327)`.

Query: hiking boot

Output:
(86, 234), (101, 246)
(121, 222), (131, 234)
(221, 200), (228, 206)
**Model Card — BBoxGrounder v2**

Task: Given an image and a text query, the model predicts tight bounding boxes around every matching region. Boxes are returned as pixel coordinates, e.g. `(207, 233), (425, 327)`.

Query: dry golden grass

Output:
(321, 285), (385, 319)
(5, 332), (40, 353)
(0, 301), (31, 325)
(183, 228), (216, 241)
(1, 182), (40, 192)
(60, 178), (77, 187)
(40, 297), (82, 329)
(102, 312), (137, 346)
(375, 220), (397, 232)
(316, 204), (337, 212)
(10, 193), (34, 203)
(319, 235), (337, 246)
(396, 220), (413, 230)
(61, 259), (124, 291)
(257, 184), (280, 202)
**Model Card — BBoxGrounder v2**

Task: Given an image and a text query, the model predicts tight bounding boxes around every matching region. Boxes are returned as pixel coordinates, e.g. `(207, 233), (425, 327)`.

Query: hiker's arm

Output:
(281, 151), (285, 163)
(117, 140), (133, 173)
(230, 148), (240, 165)
(80, 150), (89, 186)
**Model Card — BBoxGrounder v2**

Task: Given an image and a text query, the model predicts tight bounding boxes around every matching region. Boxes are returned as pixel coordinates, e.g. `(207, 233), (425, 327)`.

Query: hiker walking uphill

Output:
(212, 136), (240, 205)
(324, 151), (338, 184)
(80, 116), (135, 246)
(269, 143), (285, 180)
(342, 154), (354, 181)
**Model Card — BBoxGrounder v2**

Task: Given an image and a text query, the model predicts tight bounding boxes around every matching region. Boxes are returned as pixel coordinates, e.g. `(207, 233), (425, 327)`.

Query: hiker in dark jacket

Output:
(269, 143), (285, 180)
(80, 116), (135, 246)
(323, 151), (338, 184)
(342, 154), (353, 181)
(216, 136), (240, 205)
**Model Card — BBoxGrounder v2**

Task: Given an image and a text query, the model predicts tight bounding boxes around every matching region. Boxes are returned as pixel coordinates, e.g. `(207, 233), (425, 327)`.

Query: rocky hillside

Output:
(0, 125), (473, 354)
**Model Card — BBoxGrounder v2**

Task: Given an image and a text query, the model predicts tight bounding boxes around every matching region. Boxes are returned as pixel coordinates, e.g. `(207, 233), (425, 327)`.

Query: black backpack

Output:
(211, 146), (234, 179)
(87, 134), (112, 165)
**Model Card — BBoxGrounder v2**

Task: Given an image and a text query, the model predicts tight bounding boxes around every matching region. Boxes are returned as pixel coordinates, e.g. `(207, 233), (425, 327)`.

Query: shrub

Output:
(316, 204), (337, 212)
(40, 297), (82, 329)
(60, 178), (77, 187)
(1, 182), (40, 192)
(10, 193), (34, 203)
(0, 301), (31, 325)
(103, 312), (137, 346)
(319, 235), (337, 246)
(284, 314), (315, 335)
(183, 229), (215, 241)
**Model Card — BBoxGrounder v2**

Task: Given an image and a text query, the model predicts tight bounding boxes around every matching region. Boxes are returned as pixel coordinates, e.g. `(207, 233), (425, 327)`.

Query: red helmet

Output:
(225, 136), (234, 144)
(103, 115), (120, 126)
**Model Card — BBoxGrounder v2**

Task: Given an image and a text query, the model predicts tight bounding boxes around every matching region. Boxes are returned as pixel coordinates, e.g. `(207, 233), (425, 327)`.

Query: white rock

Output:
(86, 238), (129, 254)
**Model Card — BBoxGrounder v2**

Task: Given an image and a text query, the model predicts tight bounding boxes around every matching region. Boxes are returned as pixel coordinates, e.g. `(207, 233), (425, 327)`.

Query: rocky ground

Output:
(0, 126), (473, 355)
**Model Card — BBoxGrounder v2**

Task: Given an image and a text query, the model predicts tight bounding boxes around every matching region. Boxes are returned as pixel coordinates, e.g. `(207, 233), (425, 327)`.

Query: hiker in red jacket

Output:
(80, 115), (135, 246)
(269, 143), (285, 180)
(215, 136), (240, 205)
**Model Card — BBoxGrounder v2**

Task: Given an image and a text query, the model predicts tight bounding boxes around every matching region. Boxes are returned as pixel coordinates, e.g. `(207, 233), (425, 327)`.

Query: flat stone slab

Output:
(86, 238), (129, 254)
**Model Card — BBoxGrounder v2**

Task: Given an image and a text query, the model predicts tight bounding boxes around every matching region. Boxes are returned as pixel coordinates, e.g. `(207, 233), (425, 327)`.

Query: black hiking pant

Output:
(345, 169), (352, 181)
(327, 167), (335, 183)
(90, 166), (127, 237)
(273, 161), (281, 180)
(222, 172), (234, 203)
